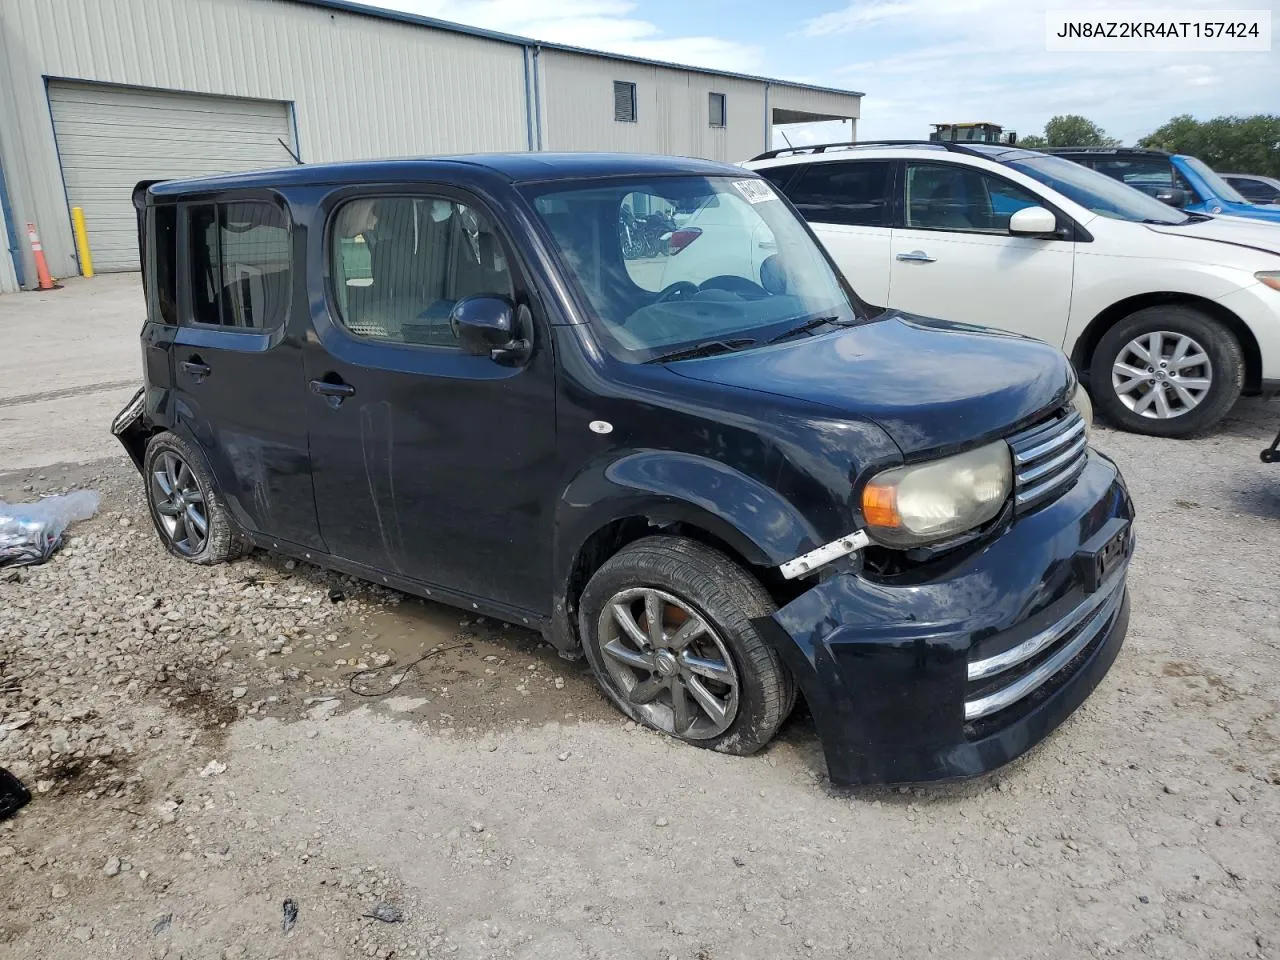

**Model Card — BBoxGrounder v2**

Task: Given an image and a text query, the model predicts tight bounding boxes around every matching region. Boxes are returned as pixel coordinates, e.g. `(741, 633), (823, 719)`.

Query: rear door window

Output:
(782, 160), (894, 227)
(187, 201), (290, 330)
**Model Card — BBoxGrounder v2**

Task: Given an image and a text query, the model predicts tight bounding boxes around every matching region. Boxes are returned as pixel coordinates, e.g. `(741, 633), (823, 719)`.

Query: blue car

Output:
(1048, 147), (1280, 224)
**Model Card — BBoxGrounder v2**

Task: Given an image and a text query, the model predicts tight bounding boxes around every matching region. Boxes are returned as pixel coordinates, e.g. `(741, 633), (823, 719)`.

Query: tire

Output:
(1089, 305), (1243, 438)
(577, 536), (793, 756)
(143, 432), (244, 565)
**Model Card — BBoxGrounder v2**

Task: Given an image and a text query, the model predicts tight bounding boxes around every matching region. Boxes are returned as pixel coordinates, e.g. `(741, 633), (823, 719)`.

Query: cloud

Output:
(370, 0), (765, 73)
(802, 0), (1279, 142)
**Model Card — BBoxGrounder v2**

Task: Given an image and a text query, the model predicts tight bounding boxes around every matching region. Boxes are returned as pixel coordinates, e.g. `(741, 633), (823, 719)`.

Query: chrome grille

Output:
(1007, 407), (1088, 512)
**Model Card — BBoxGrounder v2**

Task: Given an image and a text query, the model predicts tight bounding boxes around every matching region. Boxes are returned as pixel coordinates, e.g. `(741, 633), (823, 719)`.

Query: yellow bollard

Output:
(71, 206), (94, 278)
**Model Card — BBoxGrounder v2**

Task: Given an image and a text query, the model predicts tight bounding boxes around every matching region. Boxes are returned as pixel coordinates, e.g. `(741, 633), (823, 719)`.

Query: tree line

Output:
(1017, 114), (1280, 177)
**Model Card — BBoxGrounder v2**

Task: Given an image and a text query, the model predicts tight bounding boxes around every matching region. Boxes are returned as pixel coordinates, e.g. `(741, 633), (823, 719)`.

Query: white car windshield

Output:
(1181, 156), (1248, 204)
(1008, 155), (1191, 225)
(524, 176), (860, 362)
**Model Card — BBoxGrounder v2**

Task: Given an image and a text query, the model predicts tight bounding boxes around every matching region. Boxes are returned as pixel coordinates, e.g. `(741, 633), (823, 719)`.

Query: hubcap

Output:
(1111, 331), (1212, 420)
(596, 587), (739, 740)
(150, 451), (209, 556)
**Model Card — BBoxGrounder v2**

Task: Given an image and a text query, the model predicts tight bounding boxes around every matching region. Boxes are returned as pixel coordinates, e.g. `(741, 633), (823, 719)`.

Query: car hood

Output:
(667, 314), (1073, 457)
(1143, 216), (1280, 257)
(1216, 202), (1280, 223)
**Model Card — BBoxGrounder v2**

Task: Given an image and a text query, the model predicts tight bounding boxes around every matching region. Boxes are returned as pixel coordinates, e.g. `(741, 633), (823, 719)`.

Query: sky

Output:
(366, 0), (1279, 147)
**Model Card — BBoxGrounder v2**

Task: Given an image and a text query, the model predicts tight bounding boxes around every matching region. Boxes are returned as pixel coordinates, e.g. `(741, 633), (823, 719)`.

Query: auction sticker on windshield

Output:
(733, 180), (776, 204)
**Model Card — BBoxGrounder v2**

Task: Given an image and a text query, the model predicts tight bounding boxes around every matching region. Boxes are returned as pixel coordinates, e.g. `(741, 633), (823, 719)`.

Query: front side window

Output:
(187, 201), (290, 329)
(526, 175), (860, 363)
(784, 160), (893, 227)
(1230, 177), (1280, 204)
(328, 196), (514, 347)
(904, 163), (1041, 232)
(1008, 155), (1190, 224)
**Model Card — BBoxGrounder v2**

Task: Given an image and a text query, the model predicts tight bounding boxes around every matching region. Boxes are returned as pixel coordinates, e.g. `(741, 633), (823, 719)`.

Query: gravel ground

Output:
(1, 397), (1279, 959)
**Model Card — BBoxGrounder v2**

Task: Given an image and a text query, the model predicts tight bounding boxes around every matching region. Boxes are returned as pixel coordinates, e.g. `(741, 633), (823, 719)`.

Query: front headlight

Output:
(861, 440), (1012, 548)
(1256, 271), (1280, 292)
(1072, 381), (1094, 438)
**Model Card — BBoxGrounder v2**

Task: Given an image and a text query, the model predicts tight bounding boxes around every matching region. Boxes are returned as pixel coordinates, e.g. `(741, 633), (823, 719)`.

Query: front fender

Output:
(547, 450), (824, 653)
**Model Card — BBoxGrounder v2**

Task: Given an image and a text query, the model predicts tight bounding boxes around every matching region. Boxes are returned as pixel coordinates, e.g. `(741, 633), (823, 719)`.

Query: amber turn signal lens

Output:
(862, 483), (902, 528)
(1257, 271), (1280, 292)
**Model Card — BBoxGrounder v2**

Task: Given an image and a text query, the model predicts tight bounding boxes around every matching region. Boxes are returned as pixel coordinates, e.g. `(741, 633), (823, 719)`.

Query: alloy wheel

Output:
(1111, 330), (1213, 420)
(150, 451), (209, 556)
(595, 587), (740, 740)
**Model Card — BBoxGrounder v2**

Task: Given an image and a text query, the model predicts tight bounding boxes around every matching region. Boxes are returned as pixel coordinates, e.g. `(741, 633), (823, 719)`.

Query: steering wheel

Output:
(698, 275), (769, 299)
(654, 281), (699, 304)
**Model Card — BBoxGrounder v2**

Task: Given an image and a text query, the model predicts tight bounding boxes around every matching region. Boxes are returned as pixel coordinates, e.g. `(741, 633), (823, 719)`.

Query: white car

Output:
(743, 143), (1280, 437)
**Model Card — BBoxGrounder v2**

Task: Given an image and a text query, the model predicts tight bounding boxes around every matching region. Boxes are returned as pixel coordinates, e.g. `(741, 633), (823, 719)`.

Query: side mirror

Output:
(1155, 187), (1191, 208)
(449, 296), (531, 366)
(1008, 205), (1058, 236)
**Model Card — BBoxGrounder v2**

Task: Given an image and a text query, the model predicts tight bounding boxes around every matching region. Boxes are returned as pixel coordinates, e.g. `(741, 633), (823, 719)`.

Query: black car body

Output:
(115, 153), (1134, 785)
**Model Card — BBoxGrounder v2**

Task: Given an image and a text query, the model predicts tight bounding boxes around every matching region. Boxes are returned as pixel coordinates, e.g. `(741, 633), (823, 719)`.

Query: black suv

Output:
(114, 154), (1133, 785)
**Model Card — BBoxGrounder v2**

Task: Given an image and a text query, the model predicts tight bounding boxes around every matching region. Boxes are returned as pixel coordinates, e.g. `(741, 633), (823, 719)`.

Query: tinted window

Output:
(188, 201), (290, 329)
(785, 160), (893, 226)
(329, 197), (514, 347)
(1229, 177), (1280, 203)
(527, 176), (859, 363)
(756, 166), (795, 190)
(904, 163), (1041, 232)
(150, 205), (178, 326)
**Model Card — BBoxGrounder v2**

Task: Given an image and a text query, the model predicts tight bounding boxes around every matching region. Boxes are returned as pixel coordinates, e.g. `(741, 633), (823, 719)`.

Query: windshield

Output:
(1181, 155), (1248, 204)
(523, 176), (860, 362)
(1008, 155), (1190, 224)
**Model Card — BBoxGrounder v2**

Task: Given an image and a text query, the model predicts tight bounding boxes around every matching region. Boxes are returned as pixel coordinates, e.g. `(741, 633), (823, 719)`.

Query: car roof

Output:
(744, 141), (1047, 169)
(147, 152), (751, 197)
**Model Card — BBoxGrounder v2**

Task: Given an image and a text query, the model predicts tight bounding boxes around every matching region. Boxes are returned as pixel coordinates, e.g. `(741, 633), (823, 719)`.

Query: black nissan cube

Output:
(113, 153), (1134, 785)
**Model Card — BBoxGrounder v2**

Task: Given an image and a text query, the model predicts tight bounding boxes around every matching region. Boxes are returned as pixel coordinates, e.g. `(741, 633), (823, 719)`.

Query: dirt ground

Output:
(2, 279), (1280, 958)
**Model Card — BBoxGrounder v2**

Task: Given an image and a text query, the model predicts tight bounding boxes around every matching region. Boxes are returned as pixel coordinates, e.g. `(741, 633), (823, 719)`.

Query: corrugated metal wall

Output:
(0, 197), (16, 294)
(540, 50), (768, 162)
(0, 0), (531, 280)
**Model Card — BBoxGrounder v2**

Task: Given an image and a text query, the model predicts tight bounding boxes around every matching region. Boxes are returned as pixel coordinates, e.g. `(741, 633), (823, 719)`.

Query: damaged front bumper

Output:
(759, 451), (1134, 786)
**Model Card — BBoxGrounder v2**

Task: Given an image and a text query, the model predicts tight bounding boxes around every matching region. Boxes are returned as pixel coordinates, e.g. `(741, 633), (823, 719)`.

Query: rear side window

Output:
(187, 201), (290, 329)
(783, 160), (893, 226)
(149, 205), (178, 326)
(328, 196), (514, 347)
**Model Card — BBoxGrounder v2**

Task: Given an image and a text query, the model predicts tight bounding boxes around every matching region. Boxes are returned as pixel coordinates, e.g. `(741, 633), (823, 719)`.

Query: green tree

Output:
(1018, 133), (1048, 148)
(1041, 114), (1120, 147)
(1140, 114), (1280, 177)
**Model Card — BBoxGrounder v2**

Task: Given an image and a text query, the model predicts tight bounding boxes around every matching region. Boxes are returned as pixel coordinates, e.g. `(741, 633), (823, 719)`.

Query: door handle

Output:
(309, 378), (356, 408)
(896, 250), (936, 263)
(181, 360), (211, 382)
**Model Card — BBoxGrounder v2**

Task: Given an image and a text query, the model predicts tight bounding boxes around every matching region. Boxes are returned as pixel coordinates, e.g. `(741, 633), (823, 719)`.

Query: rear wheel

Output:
(143, 433), (244, 565)
(578, 536), (793, 756)
(1090, 305), (1243, 437)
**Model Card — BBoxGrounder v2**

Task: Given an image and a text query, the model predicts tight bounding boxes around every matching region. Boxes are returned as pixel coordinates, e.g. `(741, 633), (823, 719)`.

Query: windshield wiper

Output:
(647, 337), (758, 363)
(768, 315), (849, 344)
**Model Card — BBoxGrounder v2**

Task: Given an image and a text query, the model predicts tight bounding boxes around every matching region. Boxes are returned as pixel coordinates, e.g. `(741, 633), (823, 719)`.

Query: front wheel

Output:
(578, 536), (793, 756)
(1089, 305), (1243, 437)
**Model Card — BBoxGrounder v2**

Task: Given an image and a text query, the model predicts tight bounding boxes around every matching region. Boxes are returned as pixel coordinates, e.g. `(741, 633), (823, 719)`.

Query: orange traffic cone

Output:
(26, 222), (56, 290)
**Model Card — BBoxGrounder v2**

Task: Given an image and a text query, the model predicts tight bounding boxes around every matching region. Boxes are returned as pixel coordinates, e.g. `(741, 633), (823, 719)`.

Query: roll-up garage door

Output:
(47, 81), (296, 272)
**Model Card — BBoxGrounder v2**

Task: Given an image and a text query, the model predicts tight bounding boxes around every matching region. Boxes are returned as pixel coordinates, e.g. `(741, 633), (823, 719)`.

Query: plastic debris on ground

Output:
(0, 490), (99, 567)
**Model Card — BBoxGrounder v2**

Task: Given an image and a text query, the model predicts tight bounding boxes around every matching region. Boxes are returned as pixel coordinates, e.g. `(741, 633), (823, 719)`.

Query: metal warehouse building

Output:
(0, 0), (862, 293)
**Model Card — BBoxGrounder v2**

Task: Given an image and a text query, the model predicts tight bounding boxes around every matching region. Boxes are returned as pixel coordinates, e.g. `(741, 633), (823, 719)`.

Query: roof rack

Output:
(749, 139), (996, 162)
(1041, 146), (1169, 156)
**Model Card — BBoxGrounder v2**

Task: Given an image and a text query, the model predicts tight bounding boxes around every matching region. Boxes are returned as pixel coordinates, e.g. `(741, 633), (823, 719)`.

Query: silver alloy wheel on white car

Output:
(1111, 330), (1213, 419)
(595, 586), (740, 739)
